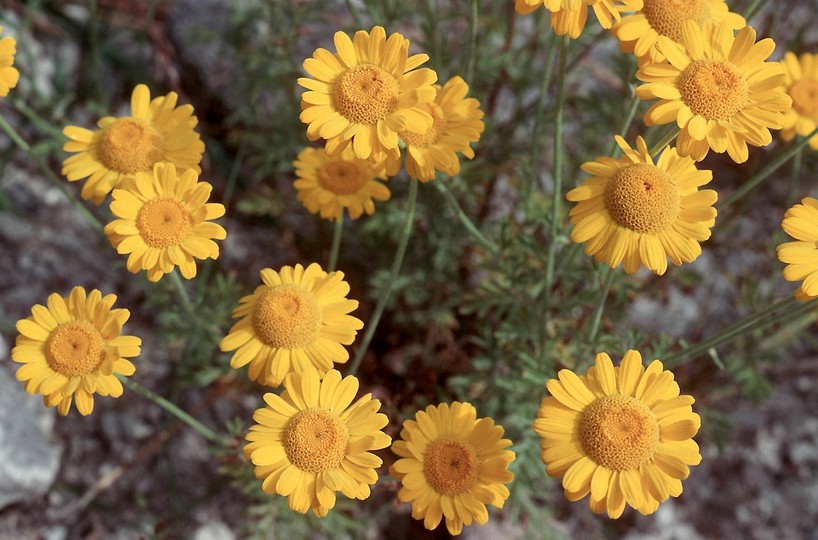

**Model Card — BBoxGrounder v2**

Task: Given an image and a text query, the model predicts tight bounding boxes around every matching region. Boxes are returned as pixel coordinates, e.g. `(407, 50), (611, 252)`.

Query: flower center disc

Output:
(679, 60), (749, 120)
(45, 322), (106, 377)
(318, 160), (368, 195)
(252, 285), (323, 349)
(579, 394), (660, 471)
(641, 0), (710, 41)
(283, 408), (349, 473)
(423, 438), (479, 496)
(333, 64), (400, 125)
(98, 118), (165, 174)
(136, 197), (193, 248)
(604, 163), (680, 234)
(789, 79), (818, 119)
(399, 103), (447, 147)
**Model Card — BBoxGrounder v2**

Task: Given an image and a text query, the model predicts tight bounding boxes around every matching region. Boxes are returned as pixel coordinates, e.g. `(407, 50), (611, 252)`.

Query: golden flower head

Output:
(0, 25), (20, 97)
(780, 52), (818, 149)
(62, 84), (205, 205)
(515, 0), (643, 39)
(244, 367), (391, 517)
(636, 21), (791, 163)
(11, 286), (141, 416)
(220, 263), (363, 387)
(533, 350), (701, 518)
(293, 144), (391, 220)
(566, 136), (717, 275)
(298, 26), (438, 161)
(390, 402), (515, 536)
(104, 162), (226, 282)
(777, 196), (818, 301)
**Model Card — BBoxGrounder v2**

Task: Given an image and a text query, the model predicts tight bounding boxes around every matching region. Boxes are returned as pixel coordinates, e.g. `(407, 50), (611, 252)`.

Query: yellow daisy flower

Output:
(244, 367), (391, 517)
(0, 25), (20, 96)
(11, 286), (141, 416)
(390, 402), (515, 536)
(612, 0), (745, 65)
(566, 136), (717, 275)
(515, 0), (643, 39)
(104, 162), (226, 282)
(220, 263), (363, 387)
(777, 196), (818, 301)
(636, 21), (791, 163)
(293, 144), (391, 221)
(780, 52), (818, 149)
(393, 76), (485, 182)
(298, 25), (438, 161)
(62, 83), (205, 205)
(533, 350), (702, 518)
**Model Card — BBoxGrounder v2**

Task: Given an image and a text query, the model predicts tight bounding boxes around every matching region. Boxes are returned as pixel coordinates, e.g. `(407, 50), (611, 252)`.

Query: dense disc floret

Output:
(62, 84), (205, 204)
(515, 0), (643, 39)
(244, 367), (391, 517)
(0, 25), (20, 97)
(390, 402), (515, 536)
(533, 350), (702, 518)
(298, 26), (438, 161)
(566, 136), (717, 275)
(777, 197), (818, 301)
(780, 52), (818, 149)
(11, 286), (141, 416)
(636, 21), (791, 163)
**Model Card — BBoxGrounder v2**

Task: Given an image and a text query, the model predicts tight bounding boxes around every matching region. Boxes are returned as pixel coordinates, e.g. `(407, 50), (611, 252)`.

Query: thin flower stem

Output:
(743, 0), (772, 20)
(434, 180), (499, 256)
(663, 296), (804, 367)
(10, 98), (66, 141)
(169, 270), (196, 316)
(348, 178), (419, 375)
(587, 266), (616, 348)
(465, 0), (479, 86)
(117, 375), (228, 445)
(0, 112), (103, 231)
(606, 91), (641, 157)
(648, 127), (680, 156)
(524, 32), (558, 202)
(544, 35), (570, 300)
(328, 216), (344, 272)
(717, 126), (818, 210)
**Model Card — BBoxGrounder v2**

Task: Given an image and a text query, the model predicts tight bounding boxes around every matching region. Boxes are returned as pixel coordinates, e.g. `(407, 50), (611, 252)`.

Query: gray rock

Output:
(193, 521), (235, 540)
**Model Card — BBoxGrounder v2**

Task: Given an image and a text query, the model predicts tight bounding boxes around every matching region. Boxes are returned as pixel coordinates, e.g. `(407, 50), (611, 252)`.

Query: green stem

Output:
(328, 216), (344, 272)
(606, 91), (641, 157)
(10, 98), (66, 142)
(524, 32), (558, 203)
(648, 127), (680, 156)
(465, 0), (479, 86)
(743, 0), (772, 20)
(434, 180), (499, 255)
(169, 270), (195, 316)
(118, 375), (228, 445)
(717, 126), (818, 210)
(348, 179), (419, 375)
(544, 35), (570, 300)
(587, 266), (616, 348)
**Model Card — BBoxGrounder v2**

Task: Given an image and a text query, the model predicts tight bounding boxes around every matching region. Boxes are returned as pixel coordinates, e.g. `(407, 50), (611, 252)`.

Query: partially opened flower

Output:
(780, 52), (818, 149)
(62, 84), (205, 204)
(392, 76), (485, 182)
(612, 0), (745, 65)
(244, 367), (391, 516)
(220, 263), (363, 387)
(11, 286), (141, 416)
(298, 26), (437, 160)
(636, 21), (791, 163)
(777, 196), (818, 301)
(515, 0), (643, 39)
(293, 144), (391, 220)
(0, 25), (20, 96)
(533, 350), (701, 518)
(104, 162), (226, 282)
(566, 136), (717, 275)
(390, 402), (515, 536)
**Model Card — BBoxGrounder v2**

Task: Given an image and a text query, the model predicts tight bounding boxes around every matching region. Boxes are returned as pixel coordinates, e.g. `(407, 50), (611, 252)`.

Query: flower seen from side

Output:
(390, 402), (515, 536)
(776, 196), (818, 301)
(220, 263), (363, 387)
(612, 0), (745, 65)
(780, 52), (818, 149)
(11, 286), (141, 416)
(298, 26), (437, 161)
(293, 144), (391, 221)
(244, 367), (391, 516)
(533, 350), (701, 518)
(636, 21), (791, 163)
(62, 84), (205, 204)
(104, 162), (226, 282)
(566, 136), (717, 275)
(0, 25), (20, 97)
(515, 0), (643, 39)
